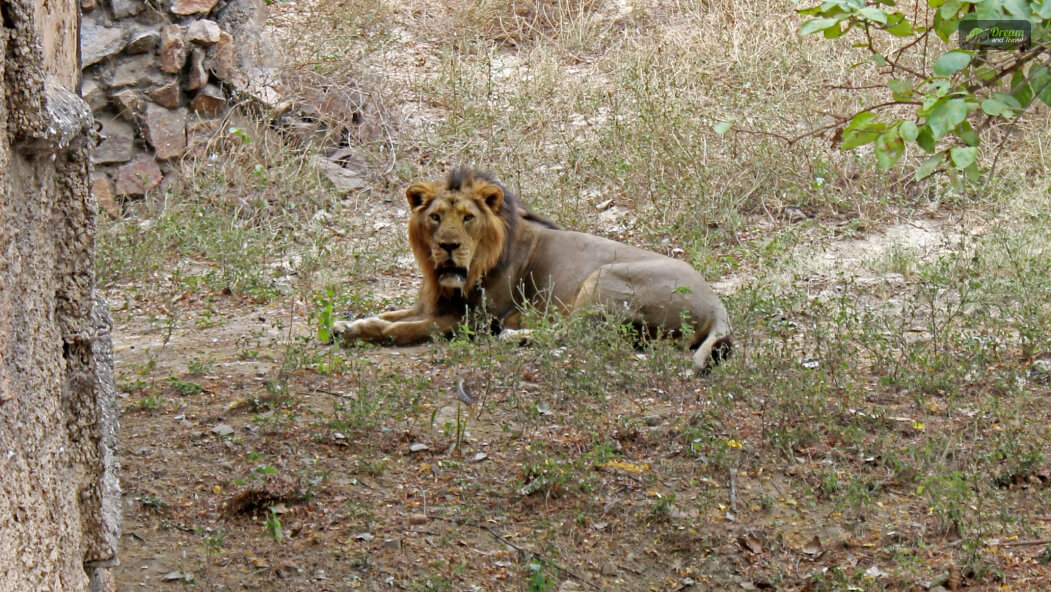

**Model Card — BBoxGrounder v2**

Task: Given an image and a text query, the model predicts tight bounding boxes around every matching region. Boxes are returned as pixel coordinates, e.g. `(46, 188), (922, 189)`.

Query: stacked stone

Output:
(82, 0), (255, 213)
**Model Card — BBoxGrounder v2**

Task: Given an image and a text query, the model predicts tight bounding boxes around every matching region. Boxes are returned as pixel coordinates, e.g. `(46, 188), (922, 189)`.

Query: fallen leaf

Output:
(738, 533), (763, 554)
(802, 535), (822, 556)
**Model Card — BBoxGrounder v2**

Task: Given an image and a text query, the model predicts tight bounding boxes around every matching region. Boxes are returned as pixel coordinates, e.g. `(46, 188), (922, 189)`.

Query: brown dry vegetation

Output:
(102, 1), (1051, 590)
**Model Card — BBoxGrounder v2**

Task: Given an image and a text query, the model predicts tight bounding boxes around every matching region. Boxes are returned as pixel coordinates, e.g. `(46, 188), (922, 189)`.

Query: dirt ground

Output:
(109, 215), (1051, 591)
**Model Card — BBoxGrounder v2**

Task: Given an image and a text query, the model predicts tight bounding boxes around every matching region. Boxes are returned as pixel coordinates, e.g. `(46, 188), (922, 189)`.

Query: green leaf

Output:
(842, 129), (881, 150)
(713, 122), (732, 136)
(859, 6), (888, 23)
(915, 153), (946, 180)
(981, 98), (1006, 116)
(823, 23), (848, 38)
(957, 121), (980, 146)
(887, 79), (914, 101)
(933, 50), (972, 76)
(926, 98), (970, 140)
(1002, 0), (1029, 16)
(899, 120), (919, 141)
(932, 12), (960, 41)
(939, 0), (962, 18)
(876, 131), (904, 170)
(1029, 65), (1051, 107)
(872, 53), (889, 66)
(1011, 68), (1034, 108)
(885, 13), (914, 36)
(993, 93), (1022, 110)
(950, 146), (977, 168)
(964, 161), (980, 181)
(916, 125), (936, 153)
(801, 17), (840, 35)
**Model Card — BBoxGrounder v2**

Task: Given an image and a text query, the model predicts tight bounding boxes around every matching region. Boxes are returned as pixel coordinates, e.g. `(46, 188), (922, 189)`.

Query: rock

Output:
(187, 20), (221, 44)
(211, 424), (235, 437)
(111, 0), (145, 18)
(1030, 357), (1051, 384)
(111, 89), (145, 119)
(186, 118), (222, 148)
(311, 155), (366, 193)
(216, 0), (267, 30)
(148, 80), (182, 109)
(145, 104), (187, 159)
(81, 79), (109, 112)
(171, 0), (220, 15)
(114, 156), (163, 196)
(82, 20), (127, 67)
(785, 207), (809, 223)
(159, 25), (187, 74)
(92, 174), (120, 218)
(206, 31), (236, 80)
(186, 47), (209, 91)
(191, 84), (226, 115)
(92, 115), (136, 165)
(125, 28), (160, 55)
(110, 54), (161, 89)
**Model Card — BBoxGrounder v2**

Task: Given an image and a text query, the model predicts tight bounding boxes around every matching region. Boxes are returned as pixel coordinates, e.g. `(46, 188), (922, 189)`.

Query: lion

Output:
(332, 168), (733, 372)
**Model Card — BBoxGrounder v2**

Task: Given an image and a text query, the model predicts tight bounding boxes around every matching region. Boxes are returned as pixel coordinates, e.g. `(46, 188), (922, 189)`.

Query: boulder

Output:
(125, 28), (160, 55)
(92, 115), (136, 165)
(187, 20), (222, 45)
(186, 48), (209, 91)
(92, 174), (121, 218)
(110, 54), (163, 89)
(111, 89), (145, 119)
(145, 104), (187, 159)
(190, 84), (226, 115)
(148, 80), (183, 109)
(159, 25), (187, 74)
(171, 0), (220, 15)
(114, 156), (163, 196)
(82, 19), (126, 67)
(206, 31), (236, 81)
(111, 0), (145, 18)
(81, 79), (109, 112)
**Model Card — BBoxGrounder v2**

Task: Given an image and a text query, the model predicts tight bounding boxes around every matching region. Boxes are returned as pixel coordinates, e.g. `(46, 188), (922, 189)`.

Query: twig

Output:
(1003, 538), (1051, 548)
(729, 468), (739, 517)
(481, 526), (605, 591)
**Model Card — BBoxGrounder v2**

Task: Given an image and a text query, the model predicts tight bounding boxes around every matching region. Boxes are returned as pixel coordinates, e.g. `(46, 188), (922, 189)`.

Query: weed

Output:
(264, 508), (283, 542)
(168, 375), (204, 396)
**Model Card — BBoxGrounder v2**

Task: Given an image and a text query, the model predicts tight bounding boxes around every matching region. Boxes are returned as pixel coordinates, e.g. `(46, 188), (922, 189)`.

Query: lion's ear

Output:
(406, 183), (435, 210)
(475, 182), (504, 213)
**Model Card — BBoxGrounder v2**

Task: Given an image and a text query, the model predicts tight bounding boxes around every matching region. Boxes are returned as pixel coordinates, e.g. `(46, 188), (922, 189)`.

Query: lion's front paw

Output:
(331, 317), (391, 343)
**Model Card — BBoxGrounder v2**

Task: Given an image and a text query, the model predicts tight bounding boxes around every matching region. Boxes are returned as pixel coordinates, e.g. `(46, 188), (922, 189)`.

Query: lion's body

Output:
(333, 169), (732, 372)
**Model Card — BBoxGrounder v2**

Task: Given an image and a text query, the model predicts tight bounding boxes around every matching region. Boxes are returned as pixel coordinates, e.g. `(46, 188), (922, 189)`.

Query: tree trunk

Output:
(0, 1), (120, 591)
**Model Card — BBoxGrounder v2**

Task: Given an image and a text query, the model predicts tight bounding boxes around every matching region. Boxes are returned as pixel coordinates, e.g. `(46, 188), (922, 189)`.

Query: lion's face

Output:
(406, 177), (508, 293)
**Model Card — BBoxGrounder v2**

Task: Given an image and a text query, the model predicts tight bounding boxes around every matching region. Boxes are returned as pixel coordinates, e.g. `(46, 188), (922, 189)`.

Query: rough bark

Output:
(0, 1), (121, 591)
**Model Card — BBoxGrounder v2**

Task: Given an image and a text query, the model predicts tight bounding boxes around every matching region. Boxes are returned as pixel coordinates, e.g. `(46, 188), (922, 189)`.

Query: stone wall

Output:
(81, 0), (283, 213)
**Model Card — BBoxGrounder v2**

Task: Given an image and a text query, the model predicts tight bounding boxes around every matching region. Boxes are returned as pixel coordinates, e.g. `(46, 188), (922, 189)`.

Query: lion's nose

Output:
(439, 242), (459, 255)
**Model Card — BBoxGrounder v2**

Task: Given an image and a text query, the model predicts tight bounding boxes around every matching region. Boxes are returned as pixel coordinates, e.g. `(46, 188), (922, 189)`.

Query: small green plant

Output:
(647, 492), (677, 523)
(264, 508), (283, 541)
(310, 287), (337, 343)
(137, 493), (168, 512)
(525, 559), (554, 592)
(202, 530), (225, 555)
(168, 375), (204, 396)
(187, 356), (215, 376)
(134, 393), (165, 410)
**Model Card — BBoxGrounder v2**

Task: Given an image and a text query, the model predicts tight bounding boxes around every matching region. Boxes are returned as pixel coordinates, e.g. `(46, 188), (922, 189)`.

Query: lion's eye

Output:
(463, 214), (475, 222)
(430, 214), (440, 222)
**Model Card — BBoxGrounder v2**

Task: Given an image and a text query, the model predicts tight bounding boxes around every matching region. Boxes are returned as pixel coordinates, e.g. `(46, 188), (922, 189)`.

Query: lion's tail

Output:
(693, 325), (733, 375)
